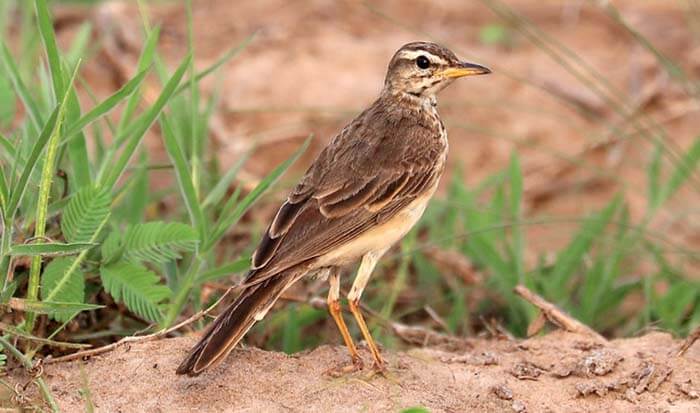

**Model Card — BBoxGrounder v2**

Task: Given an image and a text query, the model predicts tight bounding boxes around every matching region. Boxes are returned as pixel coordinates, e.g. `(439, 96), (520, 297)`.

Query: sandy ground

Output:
(4, 331), (699, 412)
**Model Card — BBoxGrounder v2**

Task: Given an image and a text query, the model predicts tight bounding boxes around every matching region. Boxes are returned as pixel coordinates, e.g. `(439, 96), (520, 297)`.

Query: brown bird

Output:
(176, 41), (490, 376)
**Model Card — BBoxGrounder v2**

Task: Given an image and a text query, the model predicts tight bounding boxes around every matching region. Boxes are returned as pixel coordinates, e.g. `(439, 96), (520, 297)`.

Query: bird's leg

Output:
(348, 249), (387, 371)
(326, 269), (363, 376)
(328, 270), (362, 366)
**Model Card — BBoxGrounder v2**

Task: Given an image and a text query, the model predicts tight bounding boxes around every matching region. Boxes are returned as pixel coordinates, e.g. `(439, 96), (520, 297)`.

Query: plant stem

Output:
(25, 120), (64, 332)
(163, 255), (205, 328)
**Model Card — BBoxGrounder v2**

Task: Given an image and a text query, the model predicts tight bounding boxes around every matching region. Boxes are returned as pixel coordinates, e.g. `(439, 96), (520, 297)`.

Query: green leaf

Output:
(10, 242), (96, 257)
(6, 297), (101, 314)
(123, 222), (198, 264)
(101, 54), (192, 190)
(160, 116), (206, 241)
(100, 261), (171, 322)
(40, 258), (84, 322)
(204, 136), (311, 251)
(61, 186), (111, 243)
(195, 256), (250, 285)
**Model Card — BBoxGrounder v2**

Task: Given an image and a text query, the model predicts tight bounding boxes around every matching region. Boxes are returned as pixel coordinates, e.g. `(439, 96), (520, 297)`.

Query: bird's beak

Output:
(438, 62), (491, 78)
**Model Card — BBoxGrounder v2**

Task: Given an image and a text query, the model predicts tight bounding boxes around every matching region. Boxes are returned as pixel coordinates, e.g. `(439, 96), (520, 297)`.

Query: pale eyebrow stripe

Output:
(397, 50), (448, 65)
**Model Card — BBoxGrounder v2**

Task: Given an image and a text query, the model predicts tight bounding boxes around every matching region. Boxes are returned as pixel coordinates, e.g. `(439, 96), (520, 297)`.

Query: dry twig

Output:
(677, 326), (700, 356)
(514, 285), (606, 342)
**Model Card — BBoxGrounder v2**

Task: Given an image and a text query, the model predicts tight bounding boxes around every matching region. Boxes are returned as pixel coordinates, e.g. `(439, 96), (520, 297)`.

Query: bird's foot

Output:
(324, 356), (364, 378)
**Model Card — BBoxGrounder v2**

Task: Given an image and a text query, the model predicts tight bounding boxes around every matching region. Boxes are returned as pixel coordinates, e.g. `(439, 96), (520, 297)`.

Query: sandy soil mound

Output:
(6, 331), (699, 412)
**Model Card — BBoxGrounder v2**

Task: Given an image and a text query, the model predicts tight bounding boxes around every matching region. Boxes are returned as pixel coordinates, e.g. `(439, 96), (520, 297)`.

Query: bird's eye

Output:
(416, 55), (430, 69)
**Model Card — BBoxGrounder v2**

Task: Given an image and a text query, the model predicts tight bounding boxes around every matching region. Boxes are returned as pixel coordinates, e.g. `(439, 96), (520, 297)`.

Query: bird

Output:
(176, 41), (490, 376)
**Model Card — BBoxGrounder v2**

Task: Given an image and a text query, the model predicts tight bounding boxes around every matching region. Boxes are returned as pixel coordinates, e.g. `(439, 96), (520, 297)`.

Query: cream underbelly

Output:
(315, 188), (435, 267)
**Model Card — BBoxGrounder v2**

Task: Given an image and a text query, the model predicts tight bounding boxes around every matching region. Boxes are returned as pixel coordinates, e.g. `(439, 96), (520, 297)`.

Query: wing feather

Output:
(246, 100), (445, 284)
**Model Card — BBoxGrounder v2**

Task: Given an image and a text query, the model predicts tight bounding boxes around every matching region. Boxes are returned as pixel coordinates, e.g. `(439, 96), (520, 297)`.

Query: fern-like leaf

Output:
(101, 230), (123, 264)
(40, 257), (84, 322)
(123, 222), (198, 264)
(61, 186), (111, 243)
(100, 262), (171, 322)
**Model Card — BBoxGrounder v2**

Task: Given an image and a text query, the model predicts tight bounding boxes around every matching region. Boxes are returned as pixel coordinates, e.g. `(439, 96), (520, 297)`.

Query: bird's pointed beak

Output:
(438, 62), (491, 78)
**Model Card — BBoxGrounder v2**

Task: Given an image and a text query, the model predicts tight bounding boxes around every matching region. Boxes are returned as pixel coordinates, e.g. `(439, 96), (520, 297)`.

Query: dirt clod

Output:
(490, 383), (514, 400)
(675, 380), (699, 399)
(510, 361), (545, 380)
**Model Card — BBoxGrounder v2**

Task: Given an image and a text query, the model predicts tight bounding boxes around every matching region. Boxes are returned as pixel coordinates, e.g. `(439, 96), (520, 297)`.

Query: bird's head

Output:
(383, 41), (490, 99)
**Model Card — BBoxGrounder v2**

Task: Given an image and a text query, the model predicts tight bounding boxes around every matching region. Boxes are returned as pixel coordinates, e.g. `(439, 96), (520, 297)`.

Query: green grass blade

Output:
(662, 137), (700, 204)
(117, 26), (161, 133)
(35, 0), (64, 101)
(647, 141), (663, 212)
(508, 151), (524, 282)
(202, 150), (251, 209)
(63, 69), (148, 143)
(0, 321), (90, 349)
(101, 54), (192, 190)
(65, 71), (91, 188)
(195, 256), (250, 285)
(0, 71), (16, 127)
(0, 165), (8, 214)
(5, 107), (59, 219)
(160, 116), (206, 241)
(0, 41), (43, 129)
(66, 22), (92, 68)
(10, 242), (96, 257)
(203, 136), (311, 251)
(173, 32), (257, 97)
(0, 133), (15, 160)
(548, 195), (621, 301)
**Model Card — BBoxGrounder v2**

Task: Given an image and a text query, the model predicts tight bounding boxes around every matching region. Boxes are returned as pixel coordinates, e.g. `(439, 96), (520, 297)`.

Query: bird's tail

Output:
(176, 272), (298, 376)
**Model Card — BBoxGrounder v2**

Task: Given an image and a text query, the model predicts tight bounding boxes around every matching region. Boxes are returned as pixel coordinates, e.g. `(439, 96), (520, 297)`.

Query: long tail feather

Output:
(176, 272), (297, 376)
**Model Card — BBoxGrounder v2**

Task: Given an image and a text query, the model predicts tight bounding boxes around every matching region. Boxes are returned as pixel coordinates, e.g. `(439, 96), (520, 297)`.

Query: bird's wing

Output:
(244, 105), (444, 285)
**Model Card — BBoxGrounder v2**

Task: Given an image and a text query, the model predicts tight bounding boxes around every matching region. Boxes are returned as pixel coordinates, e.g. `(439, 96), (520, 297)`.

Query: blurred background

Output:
(0, 0), (698, 357)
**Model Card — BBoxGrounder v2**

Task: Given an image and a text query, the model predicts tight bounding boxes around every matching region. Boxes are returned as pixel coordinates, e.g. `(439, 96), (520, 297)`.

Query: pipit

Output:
(177, 41), (490, 376)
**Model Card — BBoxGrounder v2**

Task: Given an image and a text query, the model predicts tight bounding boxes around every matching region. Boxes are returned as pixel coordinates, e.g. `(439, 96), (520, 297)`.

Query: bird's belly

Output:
(316, 189), (435, 267)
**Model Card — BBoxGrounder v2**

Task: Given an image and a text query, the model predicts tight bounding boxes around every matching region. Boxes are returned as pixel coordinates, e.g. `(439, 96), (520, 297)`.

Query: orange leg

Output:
(347, 250), (387, 370)
(348, 298), (385, 369)
(326, 270), (363, 374)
